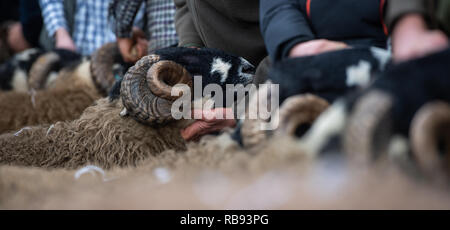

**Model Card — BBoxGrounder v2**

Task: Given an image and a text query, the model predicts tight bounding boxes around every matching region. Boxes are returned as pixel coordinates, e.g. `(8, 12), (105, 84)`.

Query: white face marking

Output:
(11, 69), (28, 92)
(211, 58), (232, 83)
(371, 47), (391, 71)
(346, 60), (372, 88)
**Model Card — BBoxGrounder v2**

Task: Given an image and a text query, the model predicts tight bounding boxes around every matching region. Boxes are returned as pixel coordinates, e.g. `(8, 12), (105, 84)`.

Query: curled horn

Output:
(344, 90), (394, 164)
(241, 83), (328, 148)
(28, 52), (60, 90)
(120, 55), (193, 125)
(410, 101), (450, 177)
(275, 94), (329, 136)
(90, 42), (123, 95)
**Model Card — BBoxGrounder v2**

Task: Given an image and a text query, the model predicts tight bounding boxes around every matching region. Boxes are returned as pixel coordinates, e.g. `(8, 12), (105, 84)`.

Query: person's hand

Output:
(118, 37), (147, 63)
(55, 28), (77, 52)
(392, 14), (448, 63)
(118, 37), (136, 62)
(181, 108), (236, 142)
(289, 39), (349, 58)
(7, 22), (31, 53)
(118, 28), (148, 63)
(131, 27), (148, 59)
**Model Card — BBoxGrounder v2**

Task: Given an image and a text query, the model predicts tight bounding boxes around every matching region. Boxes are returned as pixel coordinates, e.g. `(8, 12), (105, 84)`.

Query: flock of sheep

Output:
(0, 44), (449, 209)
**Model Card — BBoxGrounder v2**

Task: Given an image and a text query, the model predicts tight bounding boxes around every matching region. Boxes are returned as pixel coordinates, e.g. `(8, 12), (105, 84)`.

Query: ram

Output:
(0, 47), (255, 169)
(343, 49), (450, 178)
(0, 43), (129, 134)
(236, 47), (390, 149)
(263, 48), (450, 180)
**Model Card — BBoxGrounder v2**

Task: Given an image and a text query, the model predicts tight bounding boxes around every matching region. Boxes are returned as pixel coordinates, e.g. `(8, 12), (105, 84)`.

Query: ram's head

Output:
(27, 49), (81, 90)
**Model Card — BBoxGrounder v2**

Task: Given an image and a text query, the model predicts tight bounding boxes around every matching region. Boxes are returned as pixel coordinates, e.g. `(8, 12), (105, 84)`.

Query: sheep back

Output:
(0, 98), (187, 169)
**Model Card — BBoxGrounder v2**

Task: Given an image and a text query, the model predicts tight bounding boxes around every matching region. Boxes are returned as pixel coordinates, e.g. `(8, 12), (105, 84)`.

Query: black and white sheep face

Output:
(0, 48), (43, 92)
(154, 47), (256, 88)
(209, 56), (255, 86)
(118, 48), (258, 125)
(0, 48), (82, 92)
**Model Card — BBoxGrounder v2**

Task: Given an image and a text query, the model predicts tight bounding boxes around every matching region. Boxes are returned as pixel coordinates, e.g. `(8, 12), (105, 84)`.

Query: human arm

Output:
(109, 0), (146, 62)
(39, 0), (76, 51)
(260, 0), (316, 61)
(6, 22), (31, 53)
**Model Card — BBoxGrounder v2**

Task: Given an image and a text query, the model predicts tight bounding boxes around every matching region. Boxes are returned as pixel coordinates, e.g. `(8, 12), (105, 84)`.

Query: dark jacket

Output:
(174, 0), (267, 66)
(20, 0), (43, 47)
(386, 0), (450, 34)
(260, 0), (389, 62)
(109, 0), (178, 52)
(0, 1), (20, 23)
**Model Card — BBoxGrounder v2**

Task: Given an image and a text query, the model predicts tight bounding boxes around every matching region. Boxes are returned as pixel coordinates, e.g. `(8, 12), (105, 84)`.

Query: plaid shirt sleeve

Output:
(39, 0), (69, 37)
(109, 0), (143, 38)
(146, 0), (178, 51)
